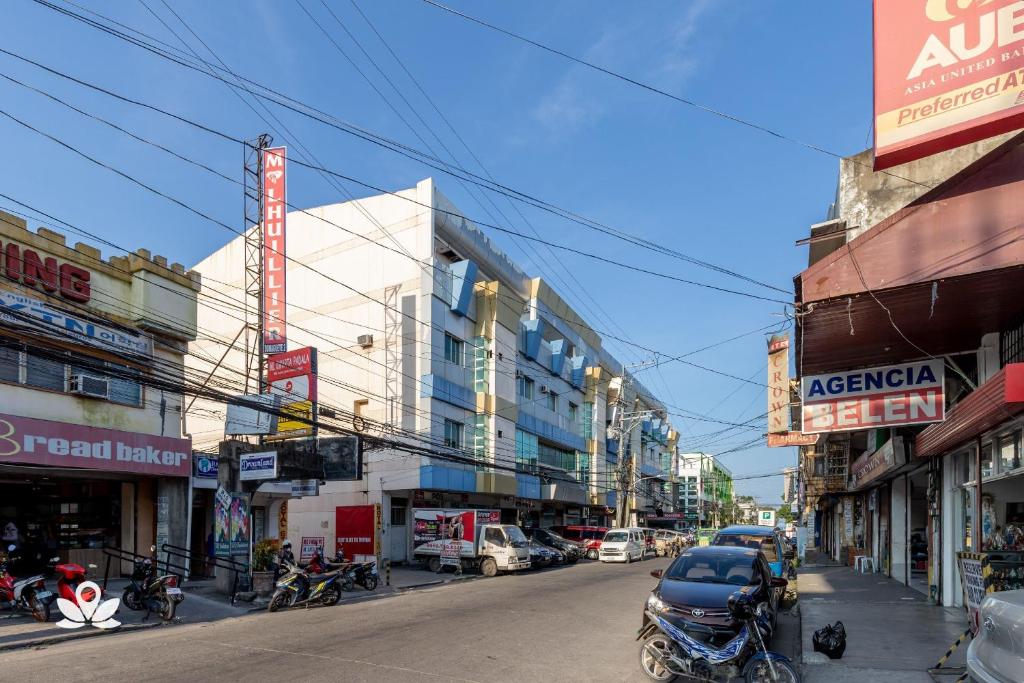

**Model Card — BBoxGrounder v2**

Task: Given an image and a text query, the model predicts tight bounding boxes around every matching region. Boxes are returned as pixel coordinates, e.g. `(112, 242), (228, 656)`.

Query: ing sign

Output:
(263, 147), (287, 355)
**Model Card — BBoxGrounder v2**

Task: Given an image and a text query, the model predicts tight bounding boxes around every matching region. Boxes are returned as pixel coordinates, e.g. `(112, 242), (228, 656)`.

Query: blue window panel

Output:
(569, 355), (587, 388)
(449, 260), (478, 317)
(521, 319), (544, 360)
(641, 419), (653, 435)
(420, 465), (477, 492)
(641, 463), (664, 478)
(548, 339), (567, 376)
(516, 412), (586, 452)
(607, 490), (617, 509)
(516, 473), (541, 499)
(606, 438), (619, 456)
(606, 451), (618, 465)
(420, 373), (475, 410)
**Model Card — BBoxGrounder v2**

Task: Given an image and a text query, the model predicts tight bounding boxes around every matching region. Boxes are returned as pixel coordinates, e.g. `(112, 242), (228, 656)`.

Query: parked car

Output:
(551, 525), (608, 560)
(526, 540), (564, 568)
(967, 590), (1024, 683)
(711, 525), (792, 582)
(653, 530), (682, 557)
(644, 545), (783, 645)
(599, 527), (646, 563)
(525, 528), (580, 563)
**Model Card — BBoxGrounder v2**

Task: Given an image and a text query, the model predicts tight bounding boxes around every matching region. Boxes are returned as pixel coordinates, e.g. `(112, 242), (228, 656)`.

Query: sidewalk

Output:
(798, 551), (968, 683)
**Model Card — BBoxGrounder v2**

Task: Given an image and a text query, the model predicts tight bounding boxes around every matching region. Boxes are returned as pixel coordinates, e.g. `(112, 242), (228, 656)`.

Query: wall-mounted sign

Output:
(335, 505), (378, 560)
(214, 486), (230, 557)
(225, 394), (279, 436)
(194, 454), (218, 479)
(0, 412), (189, 476)
(801, 359), (945, 434)
(320, 436), (362, 481)
(299, 536), (325, 562)
(229, 494), (250, 555)
(767, 432), (820, 448)
(263, 146), (287, 355)
(873, 0), (1024, 170)
(239, 451), (278, 481)
(0, 240), (91, 302)
(848, 436), (907, 490)
(267, 347), (317, 439)
(0, 289), (152, 357)
(767, 334), (791, 434)
(290, 479), (319, 497)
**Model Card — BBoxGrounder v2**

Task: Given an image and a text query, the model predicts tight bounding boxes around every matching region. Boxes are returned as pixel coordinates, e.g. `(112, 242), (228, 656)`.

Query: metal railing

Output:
(100, 544), (250, 605)
(101, 546), (185, 593)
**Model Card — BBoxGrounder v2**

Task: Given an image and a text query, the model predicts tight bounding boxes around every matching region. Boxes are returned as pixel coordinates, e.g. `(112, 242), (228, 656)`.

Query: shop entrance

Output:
(909, 468), (930, 596)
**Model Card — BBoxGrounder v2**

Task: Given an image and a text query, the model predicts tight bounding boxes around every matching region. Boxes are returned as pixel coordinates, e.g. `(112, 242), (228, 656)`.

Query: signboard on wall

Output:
(767, 432), (819, 448)
(873, 0), (1024, 170)
(335, 505), (379, 560)
(267, 347), (317, 439)
(299, 536), (325, 562)
(239, 451), (278, 481)
(214, 486), (230, 557)
(229, 494), (250, 555)
(801, 360), (945, 434)
(0, 412), (190, 476)
(848, 436), (907, 490)
(225, 394), (279, 436)
(263, 146), (287, 354)
(320, 436), (362, 480)
(767, 334), (791, 434)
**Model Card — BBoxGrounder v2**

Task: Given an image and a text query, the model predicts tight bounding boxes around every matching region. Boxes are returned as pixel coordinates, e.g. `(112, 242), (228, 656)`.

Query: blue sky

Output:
(0, 1), (873, 503)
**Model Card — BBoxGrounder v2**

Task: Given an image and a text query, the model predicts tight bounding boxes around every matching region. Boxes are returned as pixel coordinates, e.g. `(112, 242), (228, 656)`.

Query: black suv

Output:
(526, 528), (580, 564)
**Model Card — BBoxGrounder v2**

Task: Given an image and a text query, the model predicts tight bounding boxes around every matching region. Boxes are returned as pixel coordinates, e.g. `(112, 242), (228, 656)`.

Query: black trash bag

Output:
(812, 621), (847, 659)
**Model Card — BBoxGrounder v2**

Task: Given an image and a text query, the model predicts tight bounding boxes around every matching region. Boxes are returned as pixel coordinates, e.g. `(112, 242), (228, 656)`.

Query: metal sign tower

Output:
(243, 134), (272, 394)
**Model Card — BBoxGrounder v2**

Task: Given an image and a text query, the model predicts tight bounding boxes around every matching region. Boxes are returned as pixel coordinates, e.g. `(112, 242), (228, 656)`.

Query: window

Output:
(547, 391), (557, 412)
(390, 498), (407, 526)
(354, 399), (368, 416)
(515, 429), (539, 472)
(484, 527), (505, 546)
(981, 442), (994, 479)
(518, 376), (534, 400)
(443, 419), (464, 449)
(568, 402), (579, 423)
(582, 402), (594, 439)
(998, 433), (1020, 473)
(1, 343), (142, 407)
(26, 352), (65, 391)
(444, 333), (463, 366)
(0, 343), (20, 383)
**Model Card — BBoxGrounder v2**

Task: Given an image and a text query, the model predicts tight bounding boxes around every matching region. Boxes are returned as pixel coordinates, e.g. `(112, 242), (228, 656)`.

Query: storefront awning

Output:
(915, 364), (1024, 458)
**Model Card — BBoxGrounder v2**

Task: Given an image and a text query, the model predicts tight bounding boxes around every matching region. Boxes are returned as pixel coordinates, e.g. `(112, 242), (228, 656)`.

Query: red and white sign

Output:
(0, 412), (190, 476)
(412, 509), (500, 555)
(0, 240), (92, 302)
(801, 359), (945, 434)
(767, 432), (820, 448)
(767, 333), (791, 435)
(335, 505), (378, 560)
(267, 347), (317, 438)
(873, 0), (1024, 170)
(299, 536), (325, 562)
(263, 146), (287, 354)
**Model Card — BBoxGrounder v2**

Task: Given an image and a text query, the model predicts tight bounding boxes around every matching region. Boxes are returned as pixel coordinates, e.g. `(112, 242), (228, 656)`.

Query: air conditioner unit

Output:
(357, 334), (374, 348)
(514, 369), (523, 379)
(539, 385), (550, 394)
(69, 374), (110, 399)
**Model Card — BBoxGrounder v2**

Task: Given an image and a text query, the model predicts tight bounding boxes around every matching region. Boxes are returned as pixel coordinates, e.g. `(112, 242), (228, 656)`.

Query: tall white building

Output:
(186, 179), (680, 562)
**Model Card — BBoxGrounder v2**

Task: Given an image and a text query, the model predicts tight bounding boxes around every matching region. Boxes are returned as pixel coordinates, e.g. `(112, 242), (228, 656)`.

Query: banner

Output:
(267, 347), (317, 439)
(335, 505), (378, 560)
(957, 552), (991, 635)
(229, 494), (250, 555)
(263, 146), (287, 354)
(801, 359), (945, 434)
(0, 412), (190, 476)
(412, 509), (500, 557)
(767, 334), (790, 434)
(214, 486), (230, 557)
(299, 536), (325, 562)
(873, 0), (1024, 170)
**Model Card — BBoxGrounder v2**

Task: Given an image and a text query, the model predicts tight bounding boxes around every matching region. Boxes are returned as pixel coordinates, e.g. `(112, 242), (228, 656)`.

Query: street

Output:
(0, 557), (797, 682)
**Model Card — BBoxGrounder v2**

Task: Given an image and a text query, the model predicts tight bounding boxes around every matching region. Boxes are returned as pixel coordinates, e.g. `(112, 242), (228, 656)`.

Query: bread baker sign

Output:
(800, 359), (945, 434)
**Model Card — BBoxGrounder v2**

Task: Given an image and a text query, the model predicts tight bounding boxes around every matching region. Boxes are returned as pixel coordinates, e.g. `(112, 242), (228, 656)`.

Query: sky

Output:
(0, 1), (874, 503)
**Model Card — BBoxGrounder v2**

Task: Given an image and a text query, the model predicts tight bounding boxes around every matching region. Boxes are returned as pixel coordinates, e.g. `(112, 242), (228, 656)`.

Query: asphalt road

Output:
(0, 556), (798, 682)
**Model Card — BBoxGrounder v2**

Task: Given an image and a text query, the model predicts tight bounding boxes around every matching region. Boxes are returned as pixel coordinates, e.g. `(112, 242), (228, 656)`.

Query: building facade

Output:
(187, 179), (679, 563)
(0, 211), (200, 573)
(795, 132), (1024, 607)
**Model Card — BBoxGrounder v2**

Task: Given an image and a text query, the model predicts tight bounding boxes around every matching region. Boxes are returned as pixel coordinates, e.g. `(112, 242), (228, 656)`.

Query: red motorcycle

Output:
(53, 561), (99, 606)
(0, 545), (51, 622)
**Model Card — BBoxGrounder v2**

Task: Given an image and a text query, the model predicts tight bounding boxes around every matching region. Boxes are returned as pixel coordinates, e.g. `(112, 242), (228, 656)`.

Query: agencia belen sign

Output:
(801, 359), (945, 434)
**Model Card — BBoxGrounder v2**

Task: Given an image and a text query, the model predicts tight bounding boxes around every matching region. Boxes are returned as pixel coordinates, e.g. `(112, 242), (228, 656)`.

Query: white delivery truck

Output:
(412, 508), (531, 576)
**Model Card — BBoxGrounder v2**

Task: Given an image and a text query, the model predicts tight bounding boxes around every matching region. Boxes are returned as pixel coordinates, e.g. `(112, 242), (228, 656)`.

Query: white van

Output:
(598, 527), (645, 563)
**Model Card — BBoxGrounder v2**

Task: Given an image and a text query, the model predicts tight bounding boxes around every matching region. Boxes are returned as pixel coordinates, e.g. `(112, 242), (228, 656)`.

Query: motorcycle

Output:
(121, 547), (184, 621)
(330, 553), (377, 591)
(0, 545), (51, 622)
(51, 558), (100, 608)
(267, 558), (345, 612)
(637, 588), (800, 682)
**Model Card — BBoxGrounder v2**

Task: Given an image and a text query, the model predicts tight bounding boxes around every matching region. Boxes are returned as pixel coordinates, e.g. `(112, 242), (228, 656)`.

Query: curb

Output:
(0, 621), (160, 653)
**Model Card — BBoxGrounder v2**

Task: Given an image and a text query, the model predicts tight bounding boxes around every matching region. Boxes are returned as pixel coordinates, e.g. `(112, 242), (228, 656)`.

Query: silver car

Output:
(967, 590), (1024, 683)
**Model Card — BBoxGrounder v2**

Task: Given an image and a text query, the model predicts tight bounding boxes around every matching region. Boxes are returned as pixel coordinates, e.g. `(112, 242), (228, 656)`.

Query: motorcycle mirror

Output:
(150, 545), (157, 553)
(650, 569), (663, 579)
(88, 563), (97, 569)
(50, 556), (61, 563)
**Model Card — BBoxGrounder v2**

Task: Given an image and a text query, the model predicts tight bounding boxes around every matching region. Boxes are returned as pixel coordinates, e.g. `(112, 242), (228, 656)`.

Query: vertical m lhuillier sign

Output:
(263, 147), (287, 355)
(767, 333), (790, 434)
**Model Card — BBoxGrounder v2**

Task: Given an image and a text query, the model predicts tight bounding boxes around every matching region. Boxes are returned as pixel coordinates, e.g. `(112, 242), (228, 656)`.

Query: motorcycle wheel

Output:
(29, 595), (50, 623)
(341, 577), (355, 592)
(122, 588), (143, 611)
(638, 633), (678, 682)
(363, 575), (378, 591)
(320, 585), (341, 606)
(744, 658), (799, 683)
(158, 595), (176, 621)
(586, 549), (599, 560)
(268, 590), (290, 613)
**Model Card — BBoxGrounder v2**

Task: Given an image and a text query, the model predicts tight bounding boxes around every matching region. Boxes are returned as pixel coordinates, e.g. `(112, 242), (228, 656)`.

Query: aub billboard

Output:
(873, 0), (1024, 170)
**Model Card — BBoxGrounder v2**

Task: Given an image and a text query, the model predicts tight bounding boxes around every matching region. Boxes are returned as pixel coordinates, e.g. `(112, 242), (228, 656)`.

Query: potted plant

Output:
(251, 539), (279, 597)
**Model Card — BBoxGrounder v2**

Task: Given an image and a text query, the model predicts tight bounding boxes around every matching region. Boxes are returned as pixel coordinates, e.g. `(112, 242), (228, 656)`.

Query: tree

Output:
(776, 496), (796, 525)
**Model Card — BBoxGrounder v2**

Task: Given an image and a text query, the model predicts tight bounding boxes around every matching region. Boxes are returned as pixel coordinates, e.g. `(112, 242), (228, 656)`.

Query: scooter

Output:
(637, 587), (800, 683)
(0, 545), (51, 622)
(51, 558), (100, 607)
(121, 547), (184, 621)
(329, 552), (377, 591)
(267, 558), (344, 612)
